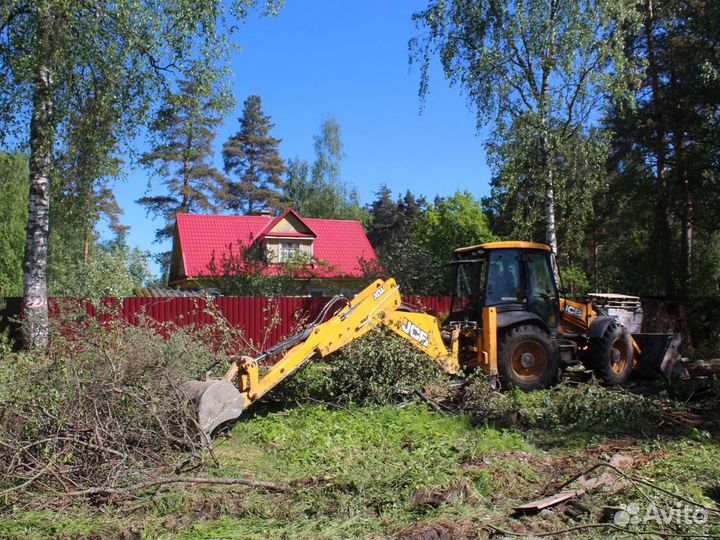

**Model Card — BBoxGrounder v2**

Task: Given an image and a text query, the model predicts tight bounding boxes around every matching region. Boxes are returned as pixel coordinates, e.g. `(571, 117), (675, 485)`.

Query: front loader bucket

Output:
(183, 380), (246, 440)
(632, 333), (684, 379)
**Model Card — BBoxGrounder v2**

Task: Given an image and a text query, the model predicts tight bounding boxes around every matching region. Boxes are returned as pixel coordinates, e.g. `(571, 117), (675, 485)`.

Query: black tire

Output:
(498, 325), (560, 391)
(588, 321), (633, 385)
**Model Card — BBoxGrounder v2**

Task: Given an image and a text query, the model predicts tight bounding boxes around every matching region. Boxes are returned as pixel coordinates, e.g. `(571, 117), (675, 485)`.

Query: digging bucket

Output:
(632, 333), (684, 379)
(183, 380), (246, 440)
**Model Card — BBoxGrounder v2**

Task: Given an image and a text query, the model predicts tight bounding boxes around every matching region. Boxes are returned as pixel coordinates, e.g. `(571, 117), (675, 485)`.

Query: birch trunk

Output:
(545, 166), (558, 255)
(23, 62), (54, 350)
(541, 126), (559, 258)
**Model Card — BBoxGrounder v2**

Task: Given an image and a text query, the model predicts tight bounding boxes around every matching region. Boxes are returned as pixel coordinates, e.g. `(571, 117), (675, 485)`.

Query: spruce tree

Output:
(223, 95), (287, 215)
(367, 185), (396, 249)
(139, 75), (231, 247)
(367, 186), (427, 252)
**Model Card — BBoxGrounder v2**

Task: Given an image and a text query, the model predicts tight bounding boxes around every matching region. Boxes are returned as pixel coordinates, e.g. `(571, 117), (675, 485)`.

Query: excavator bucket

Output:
(183, 380), (246, 440)
(632, 333), (685, 379)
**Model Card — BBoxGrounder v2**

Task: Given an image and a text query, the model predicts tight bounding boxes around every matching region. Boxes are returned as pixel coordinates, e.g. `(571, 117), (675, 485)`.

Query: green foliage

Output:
(0, 153), (28, 296)
(224, 95), (287, 215)
(603, 0), (720, 296)
(485, 117), (609, 266)
(0, 1), (282, 143)
(461, 378), (665, 434)
(367, 237), (447, 296)
(48, 239), (152, 298)
(53, 74), (126, 234)
(285, 119), (369, 224)
(325, 329), (448, 405)
(366, 190), (494, 296)
(411, 0), (637, 130)
(139, 72), (232, 246)
(419, 190), (496, 263)
(558, 264), (592, 297)
(275, 328), (449, 406)
(365, 186), (442, 295)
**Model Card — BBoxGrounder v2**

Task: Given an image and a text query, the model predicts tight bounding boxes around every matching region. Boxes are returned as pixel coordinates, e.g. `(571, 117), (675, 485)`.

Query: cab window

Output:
(486, 250), (521, 305)
(449, 258), (486, 321)
(526, 252), (559, 327)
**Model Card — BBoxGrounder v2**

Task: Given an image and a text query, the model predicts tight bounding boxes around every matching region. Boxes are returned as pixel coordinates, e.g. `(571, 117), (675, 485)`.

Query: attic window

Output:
(279, 241), (301, 262)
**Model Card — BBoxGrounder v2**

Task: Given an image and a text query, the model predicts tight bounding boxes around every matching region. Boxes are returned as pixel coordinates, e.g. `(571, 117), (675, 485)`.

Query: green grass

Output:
(2, 401), (718, 539)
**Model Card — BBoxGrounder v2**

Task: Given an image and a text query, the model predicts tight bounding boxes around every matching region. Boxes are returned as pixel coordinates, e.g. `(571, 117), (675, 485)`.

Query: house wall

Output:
(169, 228), (186, 281)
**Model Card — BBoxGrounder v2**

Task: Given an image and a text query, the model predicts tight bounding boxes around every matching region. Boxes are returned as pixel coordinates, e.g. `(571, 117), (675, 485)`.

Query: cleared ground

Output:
(3, 374), (719, 540)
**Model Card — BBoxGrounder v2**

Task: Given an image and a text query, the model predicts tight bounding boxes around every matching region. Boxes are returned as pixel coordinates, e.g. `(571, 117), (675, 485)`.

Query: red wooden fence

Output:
(2, 296), (453, 351)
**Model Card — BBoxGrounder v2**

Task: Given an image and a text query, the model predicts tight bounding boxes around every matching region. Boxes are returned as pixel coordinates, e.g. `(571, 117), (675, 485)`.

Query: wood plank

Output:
(514, 491), (576, 512)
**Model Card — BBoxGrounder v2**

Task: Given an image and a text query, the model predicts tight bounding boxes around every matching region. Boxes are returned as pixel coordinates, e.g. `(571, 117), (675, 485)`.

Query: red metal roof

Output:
(263, 231), (315, 239)
(175, 213), (376, 280)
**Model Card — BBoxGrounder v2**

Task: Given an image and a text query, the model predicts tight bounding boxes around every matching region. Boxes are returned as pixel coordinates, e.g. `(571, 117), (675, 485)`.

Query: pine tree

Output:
(223, 95), (287, 215)
(604, 0), (720, 296)
(139, 75), (231, 246)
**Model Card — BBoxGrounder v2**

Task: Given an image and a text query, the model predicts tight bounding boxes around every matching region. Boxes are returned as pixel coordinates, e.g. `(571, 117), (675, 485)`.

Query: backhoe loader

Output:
(186, 241), (681, 439)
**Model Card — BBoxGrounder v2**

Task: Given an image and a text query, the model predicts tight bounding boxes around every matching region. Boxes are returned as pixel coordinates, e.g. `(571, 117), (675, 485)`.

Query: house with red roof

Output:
(168, 209), (377, 295)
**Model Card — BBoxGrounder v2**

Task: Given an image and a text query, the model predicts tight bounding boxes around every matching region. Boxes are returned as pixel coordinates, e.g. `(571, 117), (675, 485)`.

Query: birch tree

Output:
(411, 0), (637, 256)
(0, 0), (282, 349)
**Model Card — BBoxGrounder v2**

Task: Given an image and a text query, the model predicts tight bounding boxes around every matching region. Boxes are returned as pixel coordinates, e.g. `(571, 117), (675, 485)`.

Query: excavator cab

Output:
(448, 242), (560, 331)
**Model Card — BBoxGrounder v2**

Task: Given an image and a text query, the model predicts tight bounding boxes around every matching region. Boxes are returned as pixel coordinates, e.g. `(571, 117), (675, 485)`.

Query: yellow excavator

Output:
(186, 241), (681, 438)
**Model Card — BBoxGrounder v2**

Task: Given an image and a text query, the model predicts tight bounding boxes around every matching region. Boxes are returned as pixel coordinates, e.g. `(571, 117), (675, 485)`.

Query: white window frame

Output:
(279, 241), (301, 262)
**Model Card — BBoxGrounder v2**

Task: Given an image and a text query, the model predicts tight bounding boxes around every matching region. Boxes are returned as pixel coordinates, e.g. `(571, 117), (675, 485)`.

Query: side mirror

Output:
(558, 288), (568, 296)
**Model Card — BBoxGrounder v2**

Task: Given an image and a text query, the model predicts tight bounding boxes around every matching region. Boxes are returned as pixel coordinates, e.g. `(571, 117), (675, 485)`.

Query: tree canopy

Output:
(0, 153), (29, 297)
(285, 119), (368, 223)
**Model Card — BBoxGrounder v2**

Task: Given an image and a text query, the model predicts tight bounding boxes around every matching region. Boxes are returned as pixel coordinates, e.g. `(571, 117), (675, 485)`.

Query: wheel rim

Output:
(511, 340), (548, 383)
(609, 337), (629, 375)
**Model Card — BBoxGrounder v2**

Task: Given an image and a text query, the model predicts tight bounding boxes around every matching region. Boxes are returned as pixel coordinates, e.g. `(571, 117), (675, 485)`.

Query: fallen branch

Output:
(415, 390), (447, 414)
(63, 475), (291, 497)
(0, 463), (53, 496)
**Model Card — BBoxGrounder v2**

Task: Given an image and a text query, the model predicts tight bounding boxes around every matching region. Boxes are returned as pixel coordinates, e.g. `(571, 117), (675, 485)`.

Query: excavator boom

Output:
(185, 279), (457, 439)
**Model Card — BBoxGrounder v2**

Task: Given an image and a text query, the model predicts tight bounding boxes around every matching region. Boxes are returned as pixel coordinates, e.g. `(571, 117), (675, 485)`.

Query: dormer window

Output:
(279, 241), (301, 262)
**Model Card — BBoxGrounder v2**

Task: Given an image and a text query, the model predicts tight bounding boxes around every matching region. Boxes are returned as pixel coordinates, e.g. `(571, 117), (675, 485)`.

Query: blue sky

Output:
(109, 1), (493, 275)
